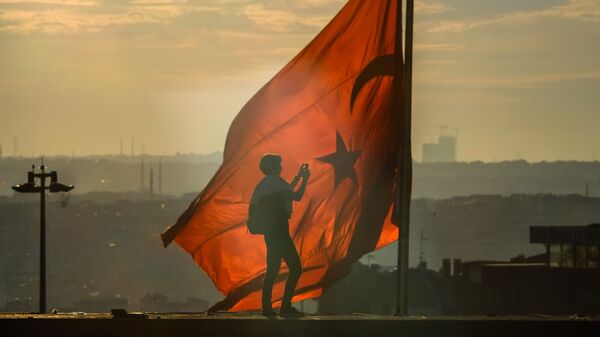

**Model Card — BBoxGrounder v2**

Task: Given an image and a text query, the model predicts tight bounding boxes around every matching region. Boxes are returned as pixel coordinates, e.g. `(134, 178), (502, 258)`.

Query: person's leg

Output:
(280, 235), (302, 309)
(262, 235), (282, 312)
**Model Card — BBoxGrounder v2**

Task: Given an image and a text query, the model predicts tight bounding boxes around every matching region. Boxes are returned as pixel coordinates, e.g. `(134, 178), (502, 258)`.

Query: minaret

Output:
(149, 166), (154, 198)
(158, 157), (163, 196)
(140, 156), (145, 192)
(585, 181), (590, 197)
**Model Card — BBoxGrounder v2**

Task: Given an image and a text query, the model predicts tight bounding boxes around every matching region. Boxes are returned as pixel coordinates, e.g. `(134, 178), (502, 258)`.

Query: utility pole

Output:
(140, 156), (145, 192)
(419, 229), (427, 265)
(12, 162), (74, 314)
(149, 166), (154, 198)
(585, 181), (590, 197)
(158, 157), (163, 196)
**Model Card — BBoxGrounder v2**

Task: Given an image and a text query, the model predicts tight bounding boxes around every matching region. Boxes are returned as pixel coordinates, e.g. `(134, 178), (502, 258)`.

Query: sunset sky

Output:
(1, 0), (599, 161)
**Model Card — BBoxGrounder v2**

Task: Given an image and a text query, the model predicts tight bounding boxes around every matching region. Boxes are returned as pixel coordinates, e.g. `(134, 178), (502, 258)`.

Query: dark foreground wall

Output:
(1, 314), (598, 337)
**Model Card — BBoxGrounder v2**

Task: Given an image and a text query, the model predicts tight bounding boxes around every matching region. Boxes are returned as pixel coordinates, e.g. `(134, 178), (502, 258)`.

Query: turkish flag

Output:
(162, 0), (401, 312)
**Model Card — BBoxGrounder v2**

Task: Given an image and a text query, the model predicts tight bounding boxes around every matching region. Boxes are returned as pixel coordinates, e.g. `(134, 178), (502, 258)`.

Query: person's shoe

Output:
(279, 305), (303, 316)
(262, 308), (277, 316)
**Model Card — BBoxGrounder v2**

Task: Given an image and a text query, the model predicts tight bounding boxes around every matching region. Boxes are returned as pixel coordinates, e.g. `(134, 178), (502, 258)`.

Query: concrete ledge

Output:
(1, 313), (598, 337)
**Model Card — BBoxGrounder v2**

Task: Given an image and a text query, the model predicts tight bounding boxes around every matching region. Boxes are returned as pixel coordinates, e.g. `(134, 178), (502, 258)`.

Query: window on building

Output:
(560, 244), (574, 267)
(576, 245), (587, 267)
(588, 246), (599, 268)
(549, 244), (561, 267)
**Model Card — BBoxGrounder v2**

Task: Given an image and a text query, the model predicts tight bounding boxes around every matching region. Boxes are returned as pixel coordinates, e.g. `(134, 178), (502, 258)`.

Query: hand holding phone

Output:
(300, 163), (310, 179)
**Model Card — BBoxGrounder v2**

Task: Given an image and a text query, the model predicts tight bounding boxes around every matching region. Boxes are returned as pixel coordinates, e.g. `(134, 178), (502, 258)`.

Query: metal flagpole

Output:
(395, 0), (414, 316)
(393, 0), (405, 315)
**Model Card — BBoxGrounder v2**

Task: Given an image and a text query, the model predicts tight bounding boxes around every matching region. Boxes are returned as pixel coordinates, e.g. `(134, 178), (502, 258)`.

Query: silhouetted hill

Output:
(413, 160), (600, 198)
(0, 154), (221, 196)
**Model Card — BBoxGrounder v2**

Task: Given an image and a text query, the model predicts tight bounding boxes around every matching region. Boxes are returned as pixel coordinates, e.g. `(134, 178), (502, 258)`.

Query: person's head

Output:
(259, 153), (282, 176)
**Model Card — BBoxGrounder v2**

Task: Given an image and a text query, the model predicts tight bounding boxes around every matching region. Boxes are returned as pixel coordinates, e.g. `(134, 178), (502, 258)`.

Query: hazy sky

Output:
(1, 0), (599, 161)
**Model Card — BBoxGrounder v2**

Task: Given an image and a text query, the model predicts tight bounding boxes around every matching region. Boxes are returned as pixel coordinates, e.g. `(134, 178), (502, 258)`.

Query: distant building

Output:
(318, 261), (480, 315)
(531, 223), (600, 268)
(319, 224), (600, 316)
(422, 136), (456, 163)
(481, 223), (600, 315)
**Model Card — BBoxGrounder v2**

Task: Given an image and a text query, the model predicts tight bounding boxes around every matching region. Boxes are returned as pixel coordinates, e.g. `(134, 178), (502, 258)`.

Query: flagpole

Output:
(395, 0), (414, 316)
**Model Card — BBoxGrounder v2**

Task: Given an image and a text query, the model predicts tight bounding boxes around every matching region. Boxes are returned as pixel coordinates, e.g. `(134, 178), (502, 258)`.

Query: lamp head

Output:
(12, 183), (39, 193)
(49, 183), (74, 193)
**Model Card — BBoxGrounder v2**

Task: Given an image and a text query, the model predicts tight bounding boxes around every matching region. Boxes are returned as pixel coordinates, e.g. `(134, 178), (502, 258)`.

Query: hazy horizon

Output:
(1, 0), (599, 162)
(5, 152), (600, 165)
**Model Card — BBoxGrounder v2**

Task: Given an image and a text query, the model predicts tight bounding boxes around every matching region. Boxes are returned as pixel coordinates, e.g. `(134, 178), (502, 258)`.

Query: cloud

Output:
(415, 43), (462, 51)
(550, 0), (600, 21)
(130, 0), (188, 4)
(427, 20), (469, 34)
(0, 0), (97, 5)
(242, 4), (299, 32)
(416, 59), (456, 66)
(415, 1), (453, 14)
(419, 70), (600, 89)
(231, 46), (298, 57)
(0, 0), (335, 34)
(0, 2), (219, 34)
(427, 0), (600, 34)
(240, 3), (329, 32)
(293, 0), (344, 8)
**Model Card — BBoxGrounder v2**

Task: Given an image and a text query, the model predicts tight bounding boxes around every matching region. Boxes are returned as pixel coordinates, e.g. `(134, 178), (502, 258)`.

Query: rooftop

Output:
(0, 312), (598, 337)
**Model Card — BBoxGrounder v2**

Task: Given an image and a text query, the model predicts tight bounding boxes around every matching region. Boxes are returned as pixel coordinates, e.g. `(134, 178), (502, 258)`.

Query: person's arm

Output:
(289, 174), (301, 190)
(279, 177), (307, 201)
(291, 176), (308, 201)
(282, 166), (310, 201)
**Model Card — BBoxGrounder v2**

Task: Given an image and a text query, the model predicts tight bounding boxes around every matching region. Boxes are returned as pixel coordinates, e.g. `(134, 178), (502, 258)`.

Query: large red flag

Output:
(162, 0), (401, 312)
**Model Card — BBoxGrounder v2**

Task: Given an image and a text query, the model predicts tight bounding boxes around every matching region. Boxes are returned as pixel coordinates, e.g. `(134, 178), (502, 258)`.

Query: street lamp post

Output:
(12, 163), (74, 314)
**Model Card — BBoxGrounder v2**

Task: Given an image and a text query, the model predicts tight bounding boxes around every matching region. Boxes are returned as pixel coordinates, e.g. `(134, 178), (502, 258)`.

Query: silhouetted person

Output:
(250, 154), (309, 315)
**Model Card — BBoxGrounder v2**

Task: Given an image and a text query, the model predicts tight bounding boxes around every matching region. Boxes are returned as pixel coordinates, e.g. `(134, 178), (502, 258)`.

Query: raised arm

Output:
(283, 165), (310, 201)
(290, 174), (301, 190)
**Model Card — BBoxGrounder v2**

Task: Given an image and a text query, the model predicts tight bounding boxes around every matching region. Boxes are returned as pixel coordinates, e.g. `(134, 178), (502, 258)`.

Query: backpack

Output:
(247, 202), (267, 234)
(247, 192), (288, 235)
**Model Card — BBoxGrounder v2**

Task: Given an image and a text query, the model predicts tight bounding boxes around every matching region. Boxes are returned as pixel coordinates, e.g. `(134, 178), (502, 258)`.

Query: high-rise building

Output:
(422, 135), (456, 163)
